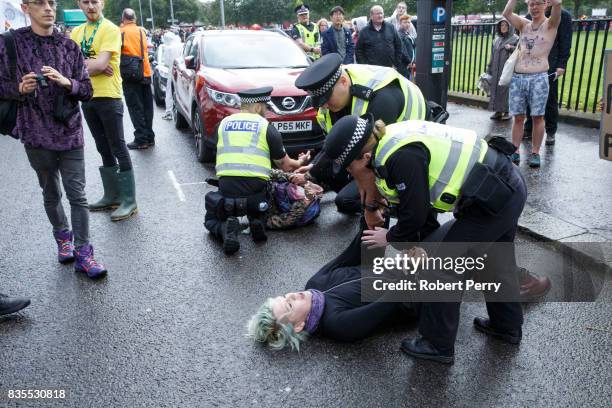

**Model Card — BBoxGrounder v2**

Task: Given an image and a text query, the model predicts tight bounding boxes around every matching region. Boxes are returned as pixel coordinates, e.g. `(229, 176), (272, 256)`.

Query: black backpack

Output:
(0, 30), (19, 138)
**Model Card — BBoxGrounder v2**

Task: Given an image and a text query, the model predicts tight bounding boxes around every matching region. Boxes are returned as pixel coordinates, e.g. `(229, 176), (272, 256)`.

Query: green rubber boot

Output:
(110, 170), (138, 222)
(89, 166), (120, 211)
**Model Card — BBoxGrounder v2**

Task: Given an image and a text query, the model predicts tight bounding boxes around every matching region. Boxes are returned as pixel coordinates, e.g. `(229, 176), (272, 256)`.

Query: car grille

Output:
(269, 96), (311, 114)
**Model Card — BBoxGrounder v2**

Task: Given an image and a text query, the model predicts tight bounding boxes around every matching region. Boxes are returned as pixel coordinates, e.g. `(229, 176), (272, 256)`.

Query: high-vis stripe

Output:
(429, 139), (462, 203)
(352, 67), (392, 116)
(215, 163), (271, 174)
(217, 146), (270, 158)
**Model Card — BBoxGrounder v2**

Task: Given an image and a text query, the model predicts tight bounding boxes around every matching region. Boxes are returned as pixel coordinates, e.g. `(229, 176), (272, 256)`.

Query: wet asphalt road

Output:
(0, 103), (611, 407)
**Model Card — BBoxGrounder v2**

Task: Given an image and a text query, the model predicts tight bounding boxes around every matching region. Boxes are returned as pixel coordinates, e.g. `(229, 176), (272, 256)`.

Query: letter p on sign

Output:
(433, 7), (446, 24)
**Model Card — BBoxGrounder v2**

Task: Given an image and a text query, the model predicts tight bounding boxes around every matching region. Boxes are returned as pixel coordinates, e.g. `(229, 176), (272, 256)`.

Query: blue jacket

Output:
(321, 26), (355, 64)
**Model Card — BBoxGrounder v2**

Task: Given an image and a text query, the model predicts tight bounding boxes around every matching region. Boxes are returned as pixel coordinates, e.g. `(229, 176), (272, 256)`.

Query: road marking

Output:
(168, 170), (186, 202)
(180, 181), (208, 186)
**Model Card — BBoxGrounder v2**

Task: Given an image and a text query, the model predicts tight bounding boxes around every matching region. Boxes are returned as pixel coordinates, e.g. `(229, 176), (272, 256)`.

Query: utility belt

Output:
(459, 136), (518, 216)
(205, 190), (269, 220)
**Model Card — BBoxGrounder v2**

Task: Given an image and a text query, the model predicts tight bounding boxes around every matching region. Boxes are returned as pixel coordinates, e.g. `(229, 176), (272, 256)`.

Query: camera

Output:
(36, 74), (48, 88)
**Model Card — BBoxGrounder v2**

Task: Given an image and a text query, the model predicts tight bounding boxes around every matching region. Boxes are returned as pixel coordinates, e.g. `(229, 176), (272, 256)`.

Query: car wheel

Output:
(173, 93), (188, 130)
(193, 111), (215, 163)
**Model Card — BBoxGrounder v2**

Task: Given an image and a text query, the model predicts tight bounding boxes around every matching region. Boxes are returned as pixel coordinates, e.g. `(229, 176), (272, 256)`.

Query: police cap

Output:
(295, 53), (343, 108)
(295, 4), (310, 14)
(323, 113), (374, 174)
(237, 86), (273, 104)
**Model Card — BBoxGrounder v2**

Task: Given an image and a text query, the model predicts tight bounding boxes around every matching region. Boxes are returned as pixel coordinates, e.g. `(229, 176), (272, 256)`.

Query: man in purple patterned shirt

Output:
(0, 0), (106, 278)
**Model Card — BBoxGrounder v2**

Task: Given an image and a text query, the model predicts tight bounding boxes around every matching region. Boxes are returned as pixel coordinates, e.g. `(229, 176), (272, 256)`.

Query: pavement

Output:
(0, 102), (610, 407)
(446, 103), (612, 272)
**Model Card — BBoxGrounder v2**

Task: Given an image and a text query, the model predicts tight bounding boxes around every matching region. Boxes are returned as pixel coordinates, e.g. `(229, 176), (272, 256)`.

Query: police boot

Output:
(89, 166), (120, 211)
(110, 170), (138, 222)
(249, 218), (267, 242)
(222, 217), (240, 255)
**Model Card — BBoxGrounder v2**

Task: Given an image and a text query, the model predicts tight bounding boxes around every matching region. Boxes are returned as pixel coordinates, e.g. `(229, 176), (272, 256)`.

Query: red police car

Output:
(171, 30), (323, 162)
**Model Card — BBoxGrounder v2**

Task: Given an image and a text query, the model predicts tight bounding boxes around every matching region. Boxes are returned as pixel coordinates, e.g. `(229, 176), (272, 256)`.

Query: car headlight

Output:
(206, 87), (241, 108)
(158, 65), (169, 78)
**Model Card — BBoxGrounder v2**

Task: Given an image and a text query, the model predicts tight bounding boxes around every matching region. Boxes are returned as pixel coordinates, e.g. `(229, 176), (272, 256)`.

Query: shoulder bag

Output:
(0, 29), (19, 138)
(498, 42), (520, 87)
(120, 28), (145, 83)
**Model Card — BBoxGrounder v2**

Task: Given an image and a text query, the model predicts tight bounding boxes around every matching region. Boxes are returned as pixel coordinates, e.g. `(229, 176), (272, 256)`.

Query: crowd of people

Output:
(1, 0), (557, 367)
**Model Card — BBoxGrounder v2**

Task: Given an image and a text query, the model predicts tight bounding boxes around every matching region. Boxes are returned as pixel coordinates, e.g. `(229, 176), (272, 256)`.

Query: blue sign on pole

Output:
(433, 6), (446, 24)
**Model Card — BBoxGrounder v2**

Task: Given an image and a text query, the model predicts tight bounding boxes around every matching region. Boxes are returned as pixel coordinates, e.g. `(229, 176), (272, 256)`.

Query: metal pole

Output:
(148, 0), (155, 30)
(169, 0), (175, 26)
(220, 0), (226, 29)
(138, 0), (144, 27)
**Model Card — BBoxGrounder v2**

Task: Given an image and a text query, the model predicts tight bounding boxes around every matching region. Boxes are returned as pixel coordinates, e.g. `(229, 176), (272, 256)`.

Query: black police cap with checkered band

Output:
(323, 113), (374, 175)
(237, 87), (273, 104)
(295, 53), (343, 108)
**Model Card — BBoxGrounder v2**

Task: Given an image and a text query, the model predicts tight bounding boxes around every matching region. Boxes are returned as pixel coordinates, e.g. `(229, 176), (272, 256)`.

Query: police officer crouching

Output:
(205, 87), (310, 255)
(323, 114), (527, 364)
(291, 53), (426, 216)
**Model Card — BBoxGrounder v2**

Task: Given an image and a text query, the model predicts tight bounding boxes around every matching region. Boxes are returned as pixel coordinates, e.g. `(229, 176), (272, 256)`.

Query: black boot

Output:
(222, 217), (240, 255)
(473, 317), (522, 344)
(0, 293), (30, 316)
(249, 218), (267, 242)
(400, 336), (455, 364)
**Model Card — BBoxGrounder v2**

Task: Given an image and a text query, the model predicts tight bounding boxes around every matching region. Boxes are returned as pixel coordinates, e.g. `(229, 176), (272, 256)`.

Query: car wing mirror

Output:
(185, 56), (196, 70)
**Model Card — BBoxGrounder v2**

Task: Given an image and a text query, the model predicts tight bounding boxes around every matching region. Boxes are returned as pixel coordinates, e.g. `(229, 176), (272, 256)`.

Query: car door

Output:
(184, 39), (199, 123)
(175, 36), (194, 118)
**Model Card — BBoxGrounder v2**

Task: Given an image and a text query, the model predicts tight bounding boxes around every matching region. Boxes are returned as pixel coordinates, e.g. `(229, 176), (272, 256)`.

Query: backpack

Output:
(0, 30), (19, 138)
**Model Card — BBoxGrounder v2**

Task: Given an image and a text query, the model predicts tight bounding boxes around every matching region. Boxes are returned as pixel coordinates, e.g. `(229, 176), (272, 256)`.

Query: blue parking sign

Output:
(433, 6), (446, 24)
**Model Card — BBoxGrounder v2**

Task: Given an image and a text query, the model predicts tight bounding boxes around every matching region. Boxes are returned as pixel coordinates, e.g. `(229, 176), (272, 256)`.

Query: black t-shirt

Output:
(383, 144), (440, 243)
(219, 125), (287, 197)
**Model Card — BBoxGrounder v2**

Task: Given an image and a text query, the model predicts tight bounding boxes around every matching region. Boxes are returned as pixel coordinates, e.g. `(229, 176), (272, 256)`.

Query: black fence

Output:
(449, 19), (611, 114)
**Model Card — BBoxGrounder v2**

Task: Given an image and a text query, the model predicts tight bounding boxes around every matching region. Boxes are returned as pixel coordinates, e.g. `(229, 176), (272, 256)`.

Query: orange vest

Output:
(120, 22), (152, 78)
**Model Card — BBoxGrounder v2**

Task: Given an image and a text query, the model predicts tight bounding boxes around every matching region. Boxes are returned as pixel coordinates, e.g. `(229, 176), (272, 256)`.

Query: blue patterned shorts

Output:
(509, 72), (549, 116)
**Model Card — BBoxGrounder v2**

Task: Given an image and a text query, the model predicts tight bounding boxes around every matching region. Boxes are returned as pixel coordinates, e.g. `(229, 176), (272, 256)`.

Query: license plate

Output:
(272, 120), (312, 133)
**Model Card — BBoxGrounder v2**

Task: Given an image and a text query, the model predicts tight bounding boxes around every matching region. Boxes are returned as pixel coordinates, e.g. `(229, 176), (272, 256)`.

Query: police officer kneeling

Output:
(323, 114), (527, 364)
(205, 87), (310, 255)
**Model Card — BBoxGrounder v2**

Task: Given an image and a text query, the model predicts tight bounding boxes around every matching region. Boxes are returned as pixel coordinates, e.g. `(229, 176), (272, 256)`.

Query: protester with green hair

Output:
(247, 229), (416, 351)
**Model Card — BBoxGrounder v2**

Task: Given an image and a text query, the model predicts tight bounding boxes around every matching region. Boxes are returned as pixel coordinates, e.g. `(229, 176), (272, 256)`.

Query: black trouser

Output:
(123, 80), (155, 144)
(82, 98), (132, 171)
(417, 159), (527, 354)
(524, 72), (559, 136)
(204, 188), (267, 241)
(335, 179), (361, 214)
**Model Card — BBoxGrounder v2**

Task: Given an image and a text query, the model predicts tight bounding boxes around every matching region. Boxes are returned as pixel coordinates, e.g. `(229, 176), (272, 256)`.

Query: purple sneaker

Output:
(74, 244), (107, 279)
(53, 230), (75, 264)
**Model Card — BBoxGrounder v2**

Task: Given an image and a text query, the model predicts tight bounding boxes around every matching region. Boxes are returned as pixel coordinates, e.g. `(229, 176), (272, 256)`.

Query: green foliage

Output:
(57, 0), (206, 27)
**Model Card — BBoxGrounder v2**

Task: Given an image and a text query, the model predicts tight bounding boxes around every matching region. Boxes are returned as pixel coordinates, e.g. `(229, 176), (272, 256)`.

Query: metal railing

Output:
(449, 19), (611, 114)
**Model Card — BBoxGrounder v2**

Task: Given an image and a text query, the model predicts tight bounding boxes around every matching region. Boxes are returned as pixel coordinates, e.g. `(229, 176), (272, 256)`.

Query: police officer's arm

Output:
(366, 83), (404, 125)
(385, 145), (434, 243)
(267, 126), (307, 172)
(291, 25), (314, 53)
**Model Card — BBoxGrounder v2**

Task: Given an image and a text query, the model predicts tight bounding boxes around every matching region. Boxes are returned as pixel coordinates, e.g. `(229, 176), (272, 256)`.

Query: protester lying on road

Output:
(247, 227), (416, 351)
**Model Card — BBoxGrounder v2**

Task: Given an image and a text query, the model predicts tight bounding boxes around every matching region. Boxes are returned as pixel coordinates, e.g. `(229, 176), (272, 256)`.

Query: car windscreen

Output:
(202, 35), (310, 69)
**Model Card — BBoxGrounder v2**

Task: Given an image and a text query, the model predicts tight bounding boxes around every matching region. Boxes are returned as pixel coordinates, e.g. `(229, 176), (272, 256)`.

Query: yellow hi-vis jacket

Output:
(373, 120), (489, 212)
(215, 112), (272, 180)
(316, 64), (426, 133)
